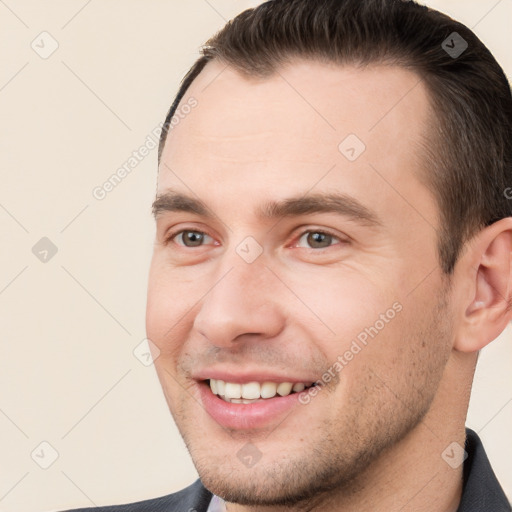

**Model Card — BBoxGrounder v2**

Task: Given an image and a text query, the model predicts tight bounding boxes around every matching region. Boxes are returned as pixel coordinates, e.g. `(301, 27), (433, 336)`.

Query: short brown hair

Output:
(158, 0), (512, 274)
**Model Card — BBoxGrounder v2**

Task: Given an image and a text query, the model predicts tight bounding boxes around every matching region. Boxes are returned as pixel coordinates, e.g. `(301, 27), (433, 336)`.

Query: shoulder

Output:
(459, 428), (511, 511)
(59, 478), (213, 512)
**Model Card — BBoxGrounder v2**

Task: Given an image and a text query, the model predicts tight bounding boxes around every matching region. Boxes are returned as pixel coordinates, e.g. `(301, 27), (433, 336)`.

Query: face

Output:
(146, 60), (454, 507)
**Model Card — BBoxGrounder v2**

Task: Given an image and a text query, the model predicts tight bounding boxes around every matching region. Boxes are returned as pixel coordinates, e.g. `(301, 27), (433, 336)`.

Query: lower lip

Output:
(198, 381), (309, 430)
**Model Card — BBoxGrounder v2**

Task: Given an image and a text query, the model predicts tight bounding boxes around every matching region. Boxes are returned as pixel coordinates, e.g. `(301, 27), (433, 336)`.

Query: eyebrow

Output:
(152, 190), (382, 227)
(152, 191), (211, 218)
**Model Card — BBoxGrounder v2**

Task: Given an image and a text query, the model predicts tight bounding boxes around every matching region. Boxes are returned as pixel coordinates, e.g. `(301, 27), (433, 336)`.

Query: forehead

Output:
(158, 59), (437, 230)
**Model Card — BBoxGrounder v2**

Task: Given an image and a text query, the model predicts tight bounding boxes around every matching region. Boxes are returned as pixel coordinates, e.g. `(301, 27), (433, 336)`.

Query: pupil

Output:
(185, 231), (203, 246)
(308, 232), (330, 248)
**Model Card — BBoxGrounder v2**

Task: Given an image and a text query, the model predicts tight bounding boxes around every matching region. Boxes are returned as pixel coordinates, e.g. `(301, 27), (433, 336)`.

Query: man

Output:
(65, 0), (512, 510)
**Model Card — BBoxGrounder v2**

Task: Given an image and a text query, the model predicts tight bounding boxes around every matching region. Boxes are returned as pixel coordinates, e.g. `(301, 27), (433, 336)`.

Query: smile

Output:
(197, 377), (321, 429)
(208, 379), (318, 403)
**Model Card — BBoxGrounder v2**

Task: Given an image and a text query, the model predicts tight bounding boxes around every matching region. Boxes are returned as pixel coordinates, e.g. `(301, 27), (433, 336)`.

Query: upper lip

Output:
(192, 367), (320, 385)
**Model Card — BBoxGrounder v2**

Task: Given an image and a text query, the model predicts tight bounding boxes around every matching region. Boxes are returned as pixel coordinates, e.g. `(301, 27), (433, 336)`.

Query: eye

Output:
(295, 230), (343, 249)
(169, 230), (215, 248)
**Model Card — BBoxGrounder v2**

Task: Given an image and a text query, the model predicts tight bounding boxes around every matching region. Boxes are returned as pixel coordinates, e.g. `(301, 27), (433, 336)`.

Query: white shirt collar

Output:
(207, 494), (227, 512)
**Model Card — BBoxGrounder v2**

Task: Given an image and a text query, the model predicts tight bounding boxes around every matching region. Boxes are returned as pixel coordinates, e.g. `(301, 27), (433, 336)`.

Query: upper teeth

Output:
(209, 379), (311, 402)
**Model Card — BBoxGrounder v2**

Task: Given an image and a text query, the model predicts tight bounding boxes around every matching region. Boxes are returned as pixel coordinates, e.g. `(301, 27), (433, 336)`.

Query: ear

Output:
(453, 217), (512, 353)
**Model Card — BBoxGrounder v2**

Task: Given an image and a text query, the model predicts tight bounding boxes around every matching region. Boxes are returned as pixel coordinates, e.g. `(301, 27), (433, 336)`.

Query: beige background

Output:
(0, 1), (510, 511)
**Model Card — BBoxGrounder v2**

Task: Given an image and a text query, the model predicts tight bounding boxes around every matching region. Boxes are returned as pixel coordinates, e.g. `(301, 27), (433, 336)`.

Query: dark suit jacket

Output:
(61, 429), (511, 511)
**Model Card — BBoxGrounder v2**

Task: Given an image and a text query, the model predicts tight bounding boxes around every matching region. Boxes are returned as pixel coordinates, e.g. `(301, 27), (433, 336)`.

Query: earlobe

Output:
(454, 220), (512, 353)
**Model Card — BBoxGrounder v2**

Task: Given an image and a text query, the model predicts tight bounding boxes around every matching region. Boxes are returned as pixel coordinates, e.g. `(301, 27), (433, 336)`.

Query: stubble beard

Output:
(172, 289), (452, 510)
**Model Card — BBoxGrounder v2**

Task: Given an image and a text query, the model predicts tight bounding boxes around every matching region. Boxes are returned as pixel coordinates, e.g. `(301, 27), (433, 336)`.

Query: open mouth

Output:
(206, 378), (319, 404)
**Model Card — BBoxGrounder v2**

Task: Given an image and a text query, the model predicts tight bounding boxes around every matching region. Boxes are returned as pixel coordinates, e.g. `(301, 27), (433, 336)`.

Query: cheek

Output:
(345, 291), (450, 403)
(331, 312), (418, 430)
(283, 265), (400, 350)
(152, 361), (183, 418)
(146, 262), (193, 358)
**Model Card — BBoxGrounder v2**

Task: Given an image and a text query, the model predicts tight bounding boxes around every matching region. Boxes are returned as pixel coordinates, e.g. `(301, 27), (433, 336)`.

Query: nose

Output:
(193, 257), (286, 348)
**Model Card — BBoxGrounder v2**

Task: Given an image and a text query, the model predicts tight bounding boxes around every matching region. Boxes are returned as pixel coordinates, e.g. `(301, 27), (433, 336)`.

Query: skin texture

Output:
(146, 60), (512, 511)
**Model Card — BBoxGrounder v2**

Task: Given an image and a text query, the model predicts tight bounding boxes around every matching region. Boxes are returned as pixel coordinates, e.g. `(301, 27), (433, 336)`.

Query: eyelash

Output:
(164, 228), (346, 250)
(165, 230), (216, 248)
(295, 230), (345, 249)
